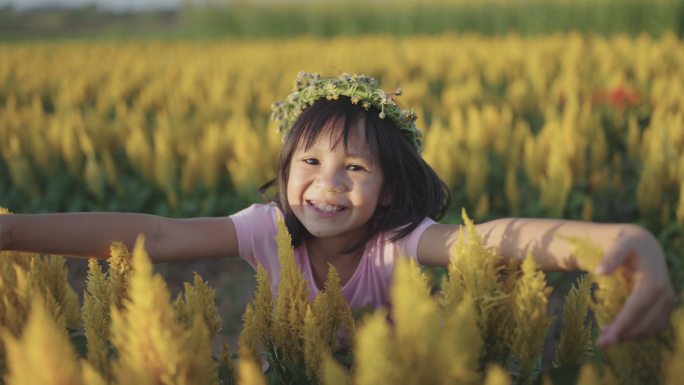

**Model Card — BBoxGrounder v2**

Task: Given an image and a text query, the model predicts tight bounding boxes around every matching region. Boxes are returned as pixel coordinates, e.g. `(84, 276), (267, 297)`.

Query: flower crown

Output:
(271, 72), (422, 152)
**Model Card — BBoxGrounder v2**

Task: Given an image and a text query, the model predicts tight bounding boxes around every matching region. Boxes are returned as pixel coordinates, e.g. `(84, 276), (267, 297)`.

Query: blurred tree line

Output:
(1, 0), (683, 40)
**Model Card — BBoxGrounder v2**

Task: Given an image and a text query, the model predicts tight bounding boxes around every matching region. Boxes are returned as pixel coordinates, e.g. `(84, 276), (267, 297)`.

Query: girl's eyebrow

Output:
(346, 151), (373, 163)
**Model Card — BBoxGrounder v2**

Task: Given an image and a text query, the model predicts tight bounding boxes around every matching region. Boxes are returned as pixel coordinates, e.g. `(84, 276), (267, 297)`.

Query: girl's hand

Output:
(593, 225), (677, 347)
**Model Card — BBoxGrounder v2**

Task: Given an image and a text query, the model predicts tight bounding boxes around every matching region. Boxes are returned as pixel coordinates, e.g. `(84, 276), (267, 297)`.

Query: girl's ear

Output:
(379, 187), (392, 207)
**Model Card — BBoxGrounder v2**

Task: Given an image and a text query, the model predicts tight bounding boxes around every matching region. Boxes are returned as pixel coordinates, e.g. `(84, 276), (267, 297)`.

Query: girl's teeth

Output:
(311, 201), (343, 213)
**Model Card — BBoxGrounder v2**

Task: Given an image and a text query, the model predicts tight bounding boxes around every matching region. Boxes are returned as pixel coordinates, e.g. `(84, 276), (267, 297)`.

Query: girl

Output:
(0, 72), (676, 349)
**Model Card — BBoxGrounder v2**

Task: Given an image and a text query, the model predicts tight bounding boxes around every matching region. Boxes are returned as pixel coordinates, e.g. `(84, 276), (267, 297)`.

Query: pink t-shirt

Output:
(230, 203), (436, 311)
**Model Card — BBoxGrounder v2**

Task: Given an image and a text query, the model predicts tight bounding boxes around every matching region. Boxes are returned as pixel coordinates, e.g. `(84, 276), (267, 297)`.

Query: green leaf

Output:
(70, 334), (88, 358)
(533, 365), (581, 385)
(282, 360), (311, 385)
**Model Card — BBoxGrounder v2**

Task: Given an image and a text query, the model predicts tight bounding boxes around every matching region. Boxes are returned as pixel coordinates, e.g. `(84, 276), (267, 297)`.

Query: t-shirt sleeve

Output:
(392, 217), (437, 262)
(229, 203), (280, 269)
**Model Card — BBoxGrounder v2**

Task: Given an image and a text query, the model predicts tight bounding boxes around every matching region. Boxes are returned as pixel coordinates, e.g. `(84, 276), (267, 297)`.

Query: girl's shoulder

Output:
(230, 202), (283, 241)
(231, 202), (282, 222)
(380, 216), (437, 261)
(229, 202), (284, 271)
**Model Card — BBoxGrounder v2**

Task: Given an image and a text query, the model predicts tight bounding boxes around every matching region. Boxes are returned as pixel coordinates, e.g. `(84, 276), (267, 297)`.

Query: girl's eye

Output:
(347, 164), (365, 172)
(303, 158), (319, 165)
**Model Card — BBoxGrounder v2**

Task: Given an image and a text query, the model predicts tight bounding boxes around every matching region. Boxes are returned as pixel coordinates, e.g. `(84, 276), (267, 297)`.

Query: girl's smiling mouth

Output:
(307, 200), (346, 216)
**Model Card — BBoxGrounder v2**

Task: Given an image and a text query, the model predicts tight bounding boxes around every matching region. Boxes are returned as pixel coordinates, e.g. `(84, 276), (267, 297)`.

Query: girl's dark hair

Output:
(260, 96), (450, 253)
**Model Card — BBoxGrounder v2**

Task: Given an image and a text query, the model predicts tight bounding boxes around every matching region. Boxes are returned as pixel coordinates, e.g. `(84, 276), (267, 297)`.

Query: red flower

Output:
(591, 85), (640, 112)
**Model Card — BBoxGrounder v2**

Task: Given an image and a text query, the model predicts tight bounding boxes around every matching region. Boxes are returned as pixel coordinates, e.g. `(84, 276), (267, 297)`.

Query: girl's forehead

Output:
(297, 117), (373, 159)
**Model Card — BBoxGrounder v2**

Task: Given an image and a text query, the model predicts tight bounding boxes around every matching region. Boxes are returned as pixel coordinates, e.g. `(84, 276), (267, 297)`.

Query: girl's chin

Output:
(301, 224), (343, 239)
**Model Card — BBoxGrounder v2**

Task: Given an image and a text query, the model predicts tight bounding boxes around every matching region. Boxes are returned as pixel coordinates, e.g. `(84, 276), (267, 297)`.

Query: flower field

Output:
(1, 34), (683, 278)
(1, 34), (684, 384)
(0, 208), (682, 385)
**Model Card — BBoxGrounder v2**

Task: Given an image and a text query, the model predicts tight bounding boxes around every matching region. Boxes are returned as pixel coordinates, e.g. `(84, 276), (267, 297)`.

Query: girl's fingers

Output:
(598, 294), (647, 347)
(599, 278), (675, 347)
(591, 226), (673, 347)
(597, 276), (650, 346)
(618, 292), (672, 340)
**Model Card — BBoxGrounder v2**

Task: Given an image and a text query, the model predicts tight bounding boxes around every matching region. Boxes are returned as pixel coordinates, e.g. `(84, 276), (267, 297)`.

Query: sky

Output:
(2, 0), (183, 11)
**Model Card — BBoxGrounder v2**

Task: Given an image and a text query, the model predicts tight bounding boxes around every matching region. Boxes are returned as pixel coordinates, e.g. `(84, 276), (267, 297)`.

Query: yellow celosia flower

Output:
(465, 152), (490, 205)
(238, 304), (261, 366)
(252, 265), (274, 352)
(153, 118), (178, 195)
(391, 259), (440, 374)
(82, 258), (112, 380)
(539, 127), (573, 217)
(110, 235), (182, 384)
(554, 274), (592, 367)
(440, 253), (464, 313)
(173, 295), (189, 327)
(312, 264), (355, 350)
(354, 311), (395, 385)
(358, 259), (482, 385)
(220, 342), (236, 385)
(582, 198), (593, 222)
(3, 297), (82, 385)
(174, 272), (221, 339)
(483, 364), (511, 385)
(110, 235), (217, 385)
(26, 255), (80, 329)
(5, 134), (36, 194)
(178, 316), (219, 385)
(505, 166), (521, 215)
(636, 161), (664, 215)
(442, 295), (482, 385)
(237, 347), (267, 385)
(575, 363), (601, 385)
(108, 241), (132, 310)
(564, 236), (665, 385)
(511, 254), (554, 385)
(311, 275), (336, 347)
(273, 211), (310, 363)
(323, 268), (357, 352)
(322, 353), (350, 385)
(84, 153), (105, 199)
(447, 209), (511, 362)
(512, 255), (552, 383)
(0, 257), (31, 340)
(414, 259), (480, 383)
(286, 293), (308, 362)
(302, 305), (325, 381)
(80, 360), (107, 385)
(6, 258), (67, 332)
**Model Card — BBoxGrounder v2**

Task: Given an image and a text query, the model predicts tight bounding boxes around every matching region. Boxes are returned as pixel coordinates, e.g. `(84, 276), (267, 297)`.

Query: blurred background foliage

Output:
(1, 0), (684, 41)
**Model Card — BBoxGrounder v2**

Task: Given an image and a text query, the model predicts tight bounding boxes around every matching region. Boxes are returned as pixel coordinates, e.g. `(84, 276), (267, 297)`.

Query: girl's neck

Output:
(305, 235), (365, 289)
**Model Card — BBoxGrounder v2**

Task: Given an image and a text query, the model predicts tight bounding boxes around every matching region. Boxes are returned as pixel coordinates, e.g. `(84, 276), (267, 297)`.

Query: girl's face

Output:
(286, 119), (388, 243)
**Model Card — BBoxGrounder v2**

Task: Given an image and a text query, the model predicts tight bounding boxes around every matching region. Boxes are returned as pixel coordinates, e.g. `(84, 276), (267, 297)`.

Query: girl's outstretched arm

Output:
(417, 218), (676, 347)
(0, 213), (239, 263)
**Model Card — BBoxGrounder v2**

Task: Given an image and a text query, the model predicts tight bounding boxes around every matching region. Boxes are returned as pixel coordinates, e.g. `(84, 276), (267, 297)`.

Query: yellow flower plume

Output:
(511, 254), (554, 385)
(174, 272), (222, 339)
(554, 274), (592, 367)
(82, 258), (112, 380)
(110, 235), (217, 385)
(3, 297), (84, 385)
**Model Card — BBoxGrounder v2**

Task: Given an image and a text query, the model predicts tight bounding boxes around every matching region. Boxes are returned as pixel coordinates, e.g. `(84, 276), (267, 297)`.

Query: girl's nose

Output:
(315, 168), (347, 193)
